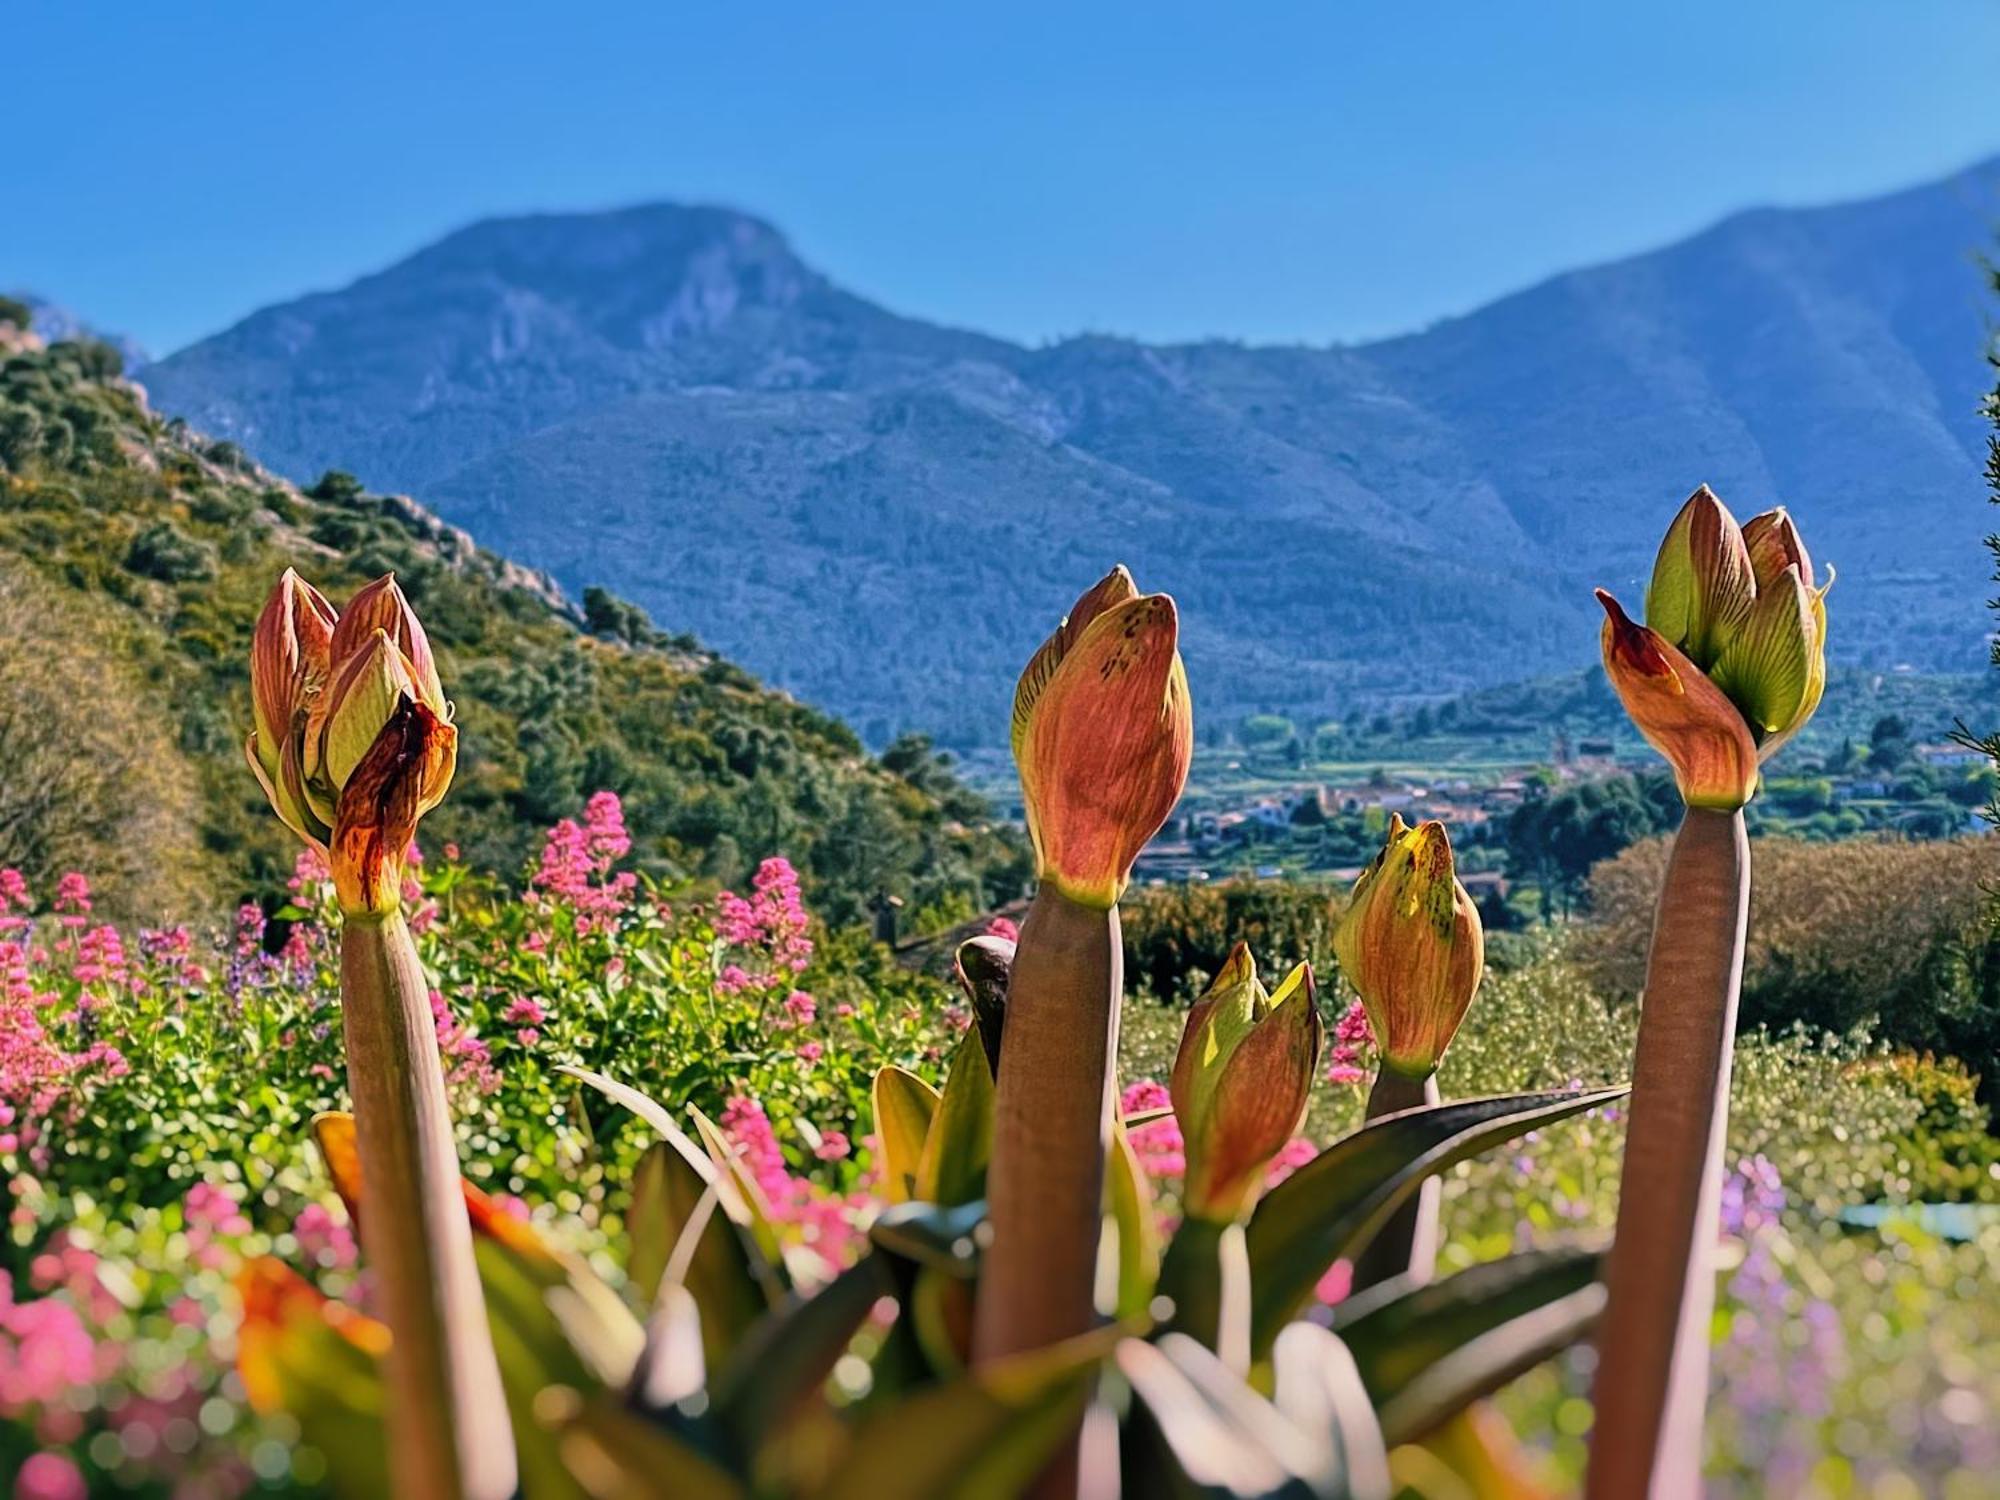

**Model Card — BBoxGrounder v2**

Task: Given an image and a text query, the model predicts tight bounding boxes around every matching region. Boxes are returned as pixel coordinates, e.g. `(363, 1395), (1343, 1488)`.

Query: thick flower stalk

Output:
(1332, 815), (1483, 1292)
(1587, 490), (1828, 1500)
(1157, 944), (1320, 1368)
(247, 570), (514, 1500)
(973, 567), (1191, 1491)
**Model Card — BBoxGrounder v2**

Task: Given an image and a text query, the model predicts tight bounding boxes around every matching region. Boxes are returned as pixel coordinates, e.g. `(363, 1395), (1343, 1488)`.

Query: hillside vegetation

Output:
(0, 307), (1027, 921)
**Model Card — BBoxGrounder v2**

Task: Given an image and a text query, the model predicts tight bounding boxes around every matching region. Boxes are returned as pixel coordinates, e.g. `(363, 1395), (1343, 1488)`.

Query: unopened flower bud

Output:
(247, 571), (457, 914)
(1601, 491), (1830, 805)
(1334, 817), (1483, 1080)
(1012, 567), (1193, 909)
(1645, 486), (1755, 667)
(1170, 943), (1322, 1222)
(953, 933), (1014, 1078)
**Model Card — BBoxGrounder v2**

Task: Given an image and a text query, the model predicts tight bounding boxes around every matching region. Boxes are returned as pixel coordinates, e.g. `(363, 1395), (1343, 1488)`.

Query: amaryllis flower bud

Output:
(1333, 817), (1483, 1080)
(953, 933), (1014, 1078)
(331, 573), (445, 713)
(1644, 486), (1755, 666)
(1600, 491), (1830, 806)
(1012, 566), (1193, 909)
(1170, 943), (1322, 1222)
(246, 570), (457, 915)
(330, 697), (457, 917)
(246, 570), (337, 848)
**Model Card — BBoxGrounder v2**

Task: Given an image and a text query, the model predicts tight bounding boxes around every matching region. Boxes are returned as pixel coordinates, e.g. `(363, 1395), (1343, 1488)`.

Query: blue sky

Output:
(9, 2), (1999, 357)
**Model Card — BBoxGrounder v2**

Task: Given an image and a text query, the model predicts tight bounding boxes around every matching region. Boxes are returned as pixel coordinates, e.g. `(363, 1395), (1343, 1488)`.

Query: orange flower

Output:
(1333, 817), (1483, 1079)
(1012, 567), (1193, 909)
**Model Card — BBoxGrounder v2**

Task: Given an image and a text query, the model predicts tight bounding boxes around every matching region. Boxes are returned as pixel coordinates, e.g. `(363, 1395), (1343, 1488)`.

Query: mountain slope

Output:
(142, 161), (2000, 742)
(0, 309), (1025, 921)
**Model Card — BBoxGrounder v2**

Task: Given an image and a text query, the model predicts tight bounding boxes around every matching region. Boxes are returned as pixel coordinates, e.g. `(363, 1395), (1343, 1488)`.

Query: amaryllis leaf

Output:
(708, 1253), (894, 1462)
(872, 1066), (940, 1205)
(1104, 1116), (1162, 1322)
(235, 1260), (391, 1500)
(1330, 1242), (1606, 1445)
(916, 1033), (995, 1208)
(1269, 1324), (1393, 1500)
(1118, 1332), (1366, 1499)
(687, 1105), (789, 1274)
(555, 1392), (748, 1500)
(624, 1140), (776, 1372)
(1243, 1089), (1624, 1359)
(813, 1324), (1120, 1500)
(867, 1198), (989, 1279)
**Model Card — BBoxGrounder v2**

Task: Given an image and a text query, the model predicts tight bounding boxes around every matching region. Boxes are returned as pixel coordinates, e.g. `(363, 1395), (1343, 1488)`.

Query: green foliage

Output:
(0, 343), (1025, 923)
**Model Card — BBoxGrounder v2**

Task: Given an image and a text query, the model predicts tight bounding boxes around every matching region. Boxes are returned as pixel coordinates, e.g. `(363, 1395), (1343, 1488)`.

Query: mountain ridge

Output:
(140, 157), (2000, 743)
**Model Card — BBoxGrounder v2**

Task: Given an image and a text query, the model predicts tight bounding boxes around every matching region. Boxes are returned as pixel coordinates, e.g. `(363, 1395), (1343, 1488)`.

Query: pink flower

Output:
(1323, 999), (1375, 1086)
(796, 1041), (824, 1066)
(782, 990), (817, 1027)
(294, 1202), (358, 1272)
(503, 997), (548, 1027)
(53, 875), (90, 917)
(1263, 1136), (1319, 1189)
(814, 1131), (852, 1161)
(14, 1451), (87, 1500)
(429, 991), (499, 1095)
(985, 915), (1020, 942)
(531, 792), (637, 921)
(1121, 1079), (1186, 1181)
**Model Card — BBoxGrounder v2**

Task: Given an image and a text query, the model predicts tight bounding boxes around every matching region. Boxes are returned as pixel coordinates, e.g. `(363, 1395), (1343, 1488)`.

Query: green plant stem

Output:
(1156, 1213), (1251, 1373)
(1349, 1069), (1441, 1294)
(341, 912), (517, 1500)
(1585, 806), (1748, 1500)
(973, 884), (1120, 1499)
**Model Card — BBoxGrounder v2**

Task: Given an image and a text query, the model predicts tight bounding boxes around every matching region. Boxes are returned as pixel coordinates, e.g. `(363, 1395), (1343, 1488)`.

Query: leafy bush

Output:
(123, 519), (218, 583)
(1583, 835), (2000, 1102)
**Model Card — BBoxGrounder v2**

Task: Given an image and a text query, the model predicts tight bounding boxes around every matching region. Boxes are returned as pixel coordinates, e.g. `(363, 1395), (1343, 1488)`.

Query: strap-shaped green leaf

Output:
(1118, 1332), (1362, 1498)
(1244, 1088), (1623, 1357)
(624, 1142), (778, 1374)
(868, 1198), (989, 1279)
(813, 1324), (1121, 1500)
(1268, 1324), (1391, 1500)
(1330, 1245), (1608, 1446)
(916, 1034), (995, 1207)
(873, 1066), (941, 1205)
(1105, 1116), (1163, 1322)
(556, 1391), (749, 1500)
(709, 1255), (895, 1463)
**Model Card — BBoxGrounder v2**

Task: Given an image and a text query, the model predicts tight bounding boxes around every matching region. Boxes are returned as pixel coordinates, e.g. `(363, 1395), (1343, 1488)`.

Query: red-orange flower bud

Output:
(1012, 567), (1193, 909)
(1170, 944), (1323, 1222)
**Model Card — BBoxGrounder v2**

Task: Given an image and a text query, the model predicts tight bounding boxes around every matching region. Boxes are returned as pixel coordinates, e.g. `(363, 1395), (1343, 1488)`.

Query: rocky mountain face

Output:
(142, 164), (2000, 744)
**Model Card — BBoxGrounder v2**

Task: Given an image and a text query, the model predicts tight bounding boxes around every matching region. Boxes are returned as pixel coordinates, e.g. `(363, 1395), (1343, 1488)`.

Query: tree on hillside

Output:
(1504, 773), (1679, 919)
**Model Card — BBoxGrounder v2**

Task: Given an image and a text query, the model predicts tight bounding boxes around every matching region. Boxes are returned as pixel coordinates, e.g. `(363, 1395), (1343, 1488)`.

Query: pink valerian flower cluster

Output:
(0, 1269), (100, 1425)
(503, 996), (548, 1049)
(1324, 998), (1375, 1086)
(0, 873), (132, 1171)
(1121, 1079), (1187, 1179)
(429, 990), (499, 1095)
(293, 1201), (359, 1273)
(530, 791), (639, 928)
(719, 1095), (865, 1270)
(711, 857), (814, 991)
